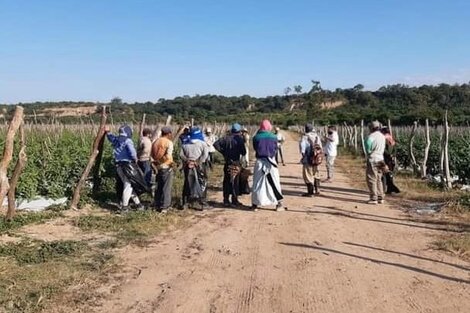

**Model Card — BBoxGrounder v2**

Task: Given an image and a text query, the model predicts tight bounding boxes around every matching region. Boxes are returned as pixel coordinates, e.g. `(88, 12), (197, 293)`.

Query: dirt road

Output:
(98, 133), (469, 313)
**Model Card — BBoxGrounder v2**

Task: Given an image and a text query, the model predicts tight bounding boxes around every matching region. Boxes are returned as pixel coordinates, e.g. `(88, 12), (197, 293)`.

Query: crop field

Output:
(393, 126), (470, 184)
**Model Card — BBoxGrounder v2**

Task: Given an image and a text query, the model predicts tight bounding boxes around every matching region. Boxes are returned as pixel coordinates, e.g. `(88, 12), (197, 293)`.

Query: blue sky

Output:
(1, 0), (469, 103)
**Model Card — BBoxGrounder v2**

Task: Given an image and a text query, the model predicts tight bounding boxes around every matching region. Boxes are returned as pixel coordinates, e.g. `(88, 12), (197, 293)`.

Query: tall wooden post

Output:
(6, 123), (27, 220)
(0, 106), (24, 208)
(70, 106), (107, 210)
(421, 119), (431, 178)
(360, 120), (367, 157)
(443, 111), (452, 189)
(92, 106), (108, 195)
(408, 121), (418, 175)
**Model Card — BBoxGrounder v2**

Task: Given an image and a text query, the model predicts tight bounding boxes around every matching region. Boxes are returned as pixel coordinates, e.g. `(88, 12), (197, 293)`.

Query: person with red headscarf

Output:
(251, 119), (286, 211)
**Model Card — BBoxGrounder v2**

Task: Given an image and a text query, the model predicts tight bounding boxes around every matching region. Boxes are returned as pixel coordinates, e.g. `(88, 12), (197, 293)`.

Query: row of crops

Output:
(340, 123), (470, 185)
(393, 126), (470, 184)
(1, 120), (469, 203)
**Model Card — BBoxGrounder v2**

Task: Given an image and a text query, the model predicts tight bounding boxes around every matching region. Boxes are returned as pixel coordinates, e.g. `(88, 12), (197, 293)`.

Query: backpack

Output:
(307, 136), (323, 166)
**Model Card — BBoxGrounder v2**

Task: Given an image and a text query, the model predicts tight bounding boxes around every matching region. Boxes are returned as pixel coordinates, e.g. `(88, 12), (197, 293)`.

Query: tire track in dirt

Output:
(93, 131), (469, 313)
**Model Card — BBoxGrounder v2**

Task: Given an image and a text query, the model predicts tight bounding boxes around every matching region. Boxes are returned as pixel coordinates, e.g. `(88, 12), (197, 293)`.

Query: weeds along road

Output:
(98, 132), (470, 313)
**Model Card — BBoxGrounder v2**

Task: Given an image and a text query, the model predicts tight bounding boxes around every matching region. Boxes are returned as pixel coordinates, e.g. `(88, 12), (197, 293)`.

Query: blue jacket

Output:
(214, 133), (246, 163)
(107, 133), (137, 162)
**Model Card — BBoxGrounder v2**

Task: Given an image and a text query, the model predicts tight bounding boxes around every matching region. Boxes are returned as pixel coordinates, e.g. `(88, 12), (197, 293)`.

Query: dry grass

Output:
(433, 233), (470, 261)
(0, 207), (189, 313)
(0, 239), (116, 313)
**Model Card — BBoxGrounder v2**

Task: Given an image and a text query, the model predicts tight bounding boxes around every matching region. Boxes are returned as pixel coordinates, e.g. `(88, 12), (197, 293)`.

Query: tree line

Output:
(2, 82), (470, 126)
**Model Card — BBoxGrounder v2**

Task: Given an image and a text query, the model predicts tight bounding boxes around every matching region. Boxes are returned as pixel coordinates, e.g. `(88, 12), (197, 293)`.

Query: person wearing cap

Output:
(180, 127), (211, 210)
(251, 120), (286, 211)
(300, 124), (322, 197)
(151, 126), (174, 213)
(138, 128), (153, 186)
(204, 127), (218, 170)
(105, 124), (147, 213)
(179, 126), (191, 145)
(274, 127), (286, 166)
(365, 121), (386, 204)
(323, 125), (339, 183)
(214, 123), (247, 207)
(241, 128), (250, 167)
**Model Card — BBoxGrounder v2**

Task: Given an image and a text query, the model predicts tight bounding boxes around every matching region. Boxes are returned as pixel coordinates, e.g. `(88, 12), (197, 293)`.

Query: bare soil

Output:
(80, 133), (470, 312)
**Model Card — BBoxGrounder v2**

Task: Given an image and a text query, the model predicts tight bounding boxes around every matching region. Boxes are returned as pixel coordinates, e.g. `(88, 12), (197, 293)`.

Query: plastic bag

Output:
(118, 162), (151, 195)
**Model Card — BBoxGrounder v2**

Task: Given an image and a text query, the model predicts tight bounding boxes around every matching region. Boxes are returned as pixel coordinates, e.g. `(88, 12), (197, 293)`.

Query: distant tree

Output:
(110, 97), (123, 105)
(306, 80), (324, 122)
(353, 84), (364, 92)
(284, 87), (292, 96)
(294, 85), (303, 95)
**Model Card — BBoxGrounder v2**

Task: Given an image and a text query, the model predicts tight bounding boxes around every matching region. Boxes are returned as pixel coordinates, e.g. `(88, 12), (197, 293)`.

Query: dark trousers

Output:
(138, 160), (152, 187)
(207, 152), (214, 170)
(276, 146), (284, 164)
(382, 172), (400, 194)
(154, 168), (173, 209)
(223, 164), (240, 203)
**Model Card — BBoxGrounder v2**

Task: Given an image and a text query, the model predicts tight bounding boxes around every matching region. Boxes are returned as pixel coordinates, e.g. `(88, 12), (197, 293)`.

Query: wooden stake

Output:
(443, 111), (452, 189)
(92, 106), (108, 195)
(421, 119), (431, 178)
(6, 123), (26, 220)
(360, 120), (367, 157)
(139, 113), (146, 137)
(0, 106), (24, 208)
(70, 106), (107, 210)
(151, 115), (172, 142)
(387, 119), (393, 137)
(408, 121), (418, 175)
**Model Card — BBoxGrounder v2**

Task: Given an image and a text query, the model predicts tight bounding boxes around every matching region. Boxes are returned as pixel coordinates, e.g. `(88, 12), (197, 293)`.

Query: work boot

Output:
(314, 179), (321, 195)
(302, 183), (314, 197)
(231, 197), (242, 207)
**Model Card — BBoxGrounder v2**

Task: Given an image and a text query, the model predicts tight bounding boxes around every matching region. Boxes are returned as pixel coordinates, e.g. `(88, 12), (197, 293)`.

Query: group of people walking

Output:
(104, 119), (399, 214)
(104, 120), (287, 213)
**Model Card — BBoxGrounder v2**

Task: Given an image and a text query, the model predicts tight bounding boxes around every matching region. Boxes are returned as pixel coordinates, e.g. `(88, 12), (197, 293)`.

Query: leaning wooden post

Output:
(0, 106), (24, 208)
(92, 106), (108, 195)
(6, 123), (27, 220)
(420, 118), (431, 179)
(70, 106), (107, 210)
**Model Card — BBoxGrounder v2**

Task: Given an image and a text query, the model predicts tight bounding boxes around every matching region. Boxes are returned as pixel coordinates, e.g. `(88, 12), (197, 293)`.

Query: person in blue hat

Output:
(105, 124), (148, 213)
(214, 123), (247, 207)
